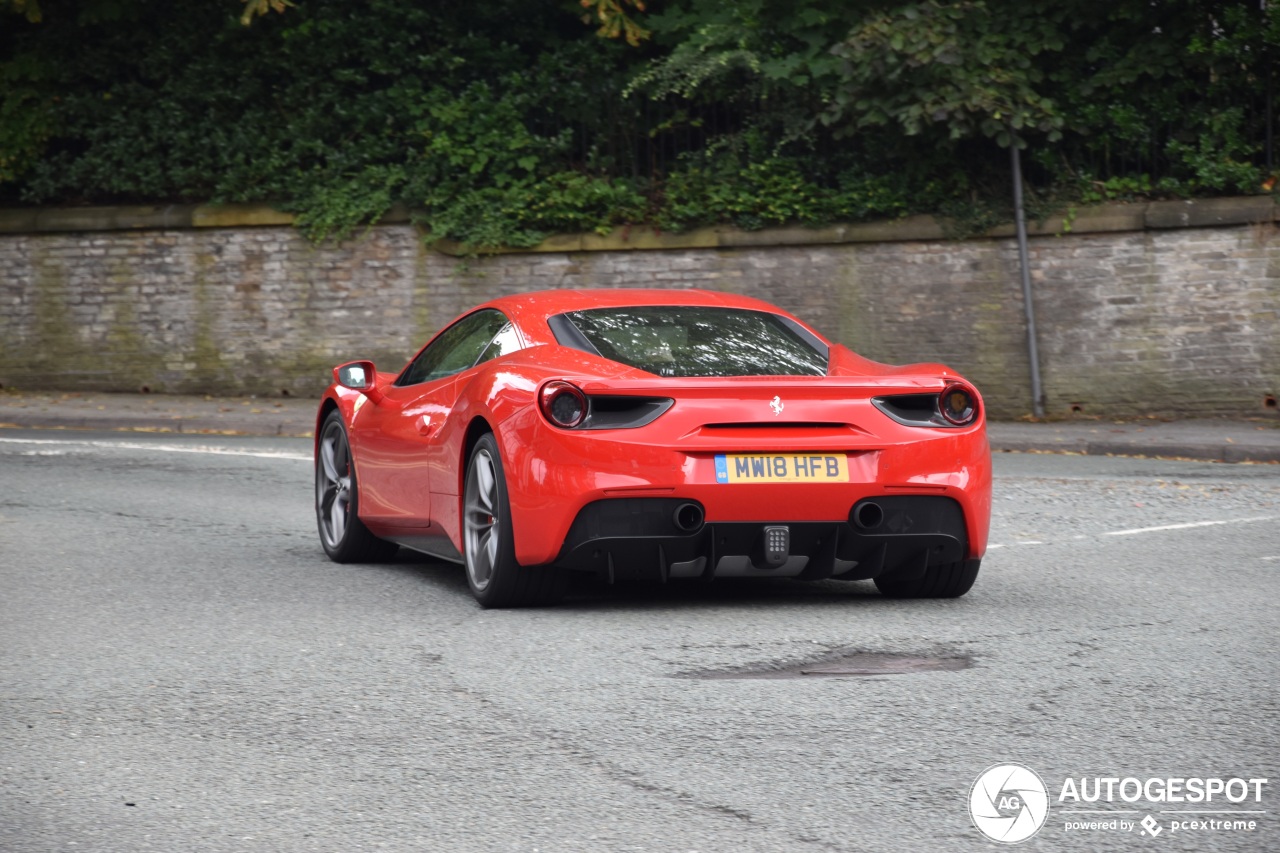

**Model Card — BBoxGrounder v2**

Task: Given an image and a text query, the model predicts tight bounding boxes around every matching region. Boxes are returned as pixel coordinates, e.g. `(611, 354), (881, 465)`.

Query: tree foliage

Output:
(580, 0), (650, 47)
(239, 0), (293, 26)
(828, 0), (1067, 147)
(9, 0), (40, 22)
(1, 0), (1275, 249)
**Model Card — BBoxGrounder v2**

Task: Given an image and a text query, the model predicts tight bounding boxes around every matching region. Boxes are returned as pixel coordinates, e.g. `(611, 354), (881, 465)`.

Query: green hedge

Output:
(2, 0), (1276, 250)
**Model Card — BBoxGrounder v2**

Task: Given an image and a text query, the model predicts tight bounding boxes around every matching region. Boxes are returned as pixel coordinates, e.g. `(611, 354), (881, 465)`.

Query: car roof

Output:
(423, 289), (832, 354)
(485, 288), (795, 330)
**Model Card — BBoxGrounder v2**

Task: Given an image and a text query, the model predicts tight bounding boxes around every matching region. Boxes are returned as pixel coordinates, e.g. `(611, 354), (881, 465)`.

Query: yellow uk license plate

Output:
(714, 453), (849, 483)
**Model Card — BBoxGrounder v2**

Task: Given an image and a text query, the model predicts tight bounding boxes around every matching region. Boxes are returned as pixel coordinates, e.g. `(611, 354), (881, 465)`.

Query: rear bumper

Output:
(498, 404), (992, 567)
(554, 495), (970, 583)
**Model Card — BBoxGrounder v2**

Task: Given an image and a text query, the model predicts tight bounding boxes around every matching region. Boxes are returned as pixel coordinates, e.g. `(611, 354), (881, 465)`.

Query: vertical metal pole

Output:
(1267, 0), (1274, 172)
(1267, 46), (1274, 172)
(1010, 137), (1045, 418)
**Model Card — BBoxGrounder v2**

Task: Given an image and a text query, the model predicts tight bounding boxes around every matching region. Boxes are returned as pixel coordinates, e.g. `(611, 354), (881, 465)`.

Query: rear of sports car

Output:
(497, 303), (991, 598)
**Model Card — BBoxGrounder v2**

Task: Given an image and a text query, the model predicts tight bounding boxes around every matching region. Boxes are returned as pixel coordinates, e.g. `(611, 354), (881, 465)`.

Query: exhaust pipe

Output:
(852, 501), (884, 530)
(672, 502), (705, 533)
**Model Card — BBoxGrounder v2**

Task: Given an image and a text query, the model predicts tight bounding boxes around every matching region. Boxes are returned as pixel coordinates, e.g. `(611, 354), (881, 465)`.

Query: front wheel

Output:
(874, 558), (980, 598)
(316, 410), (398, 563)
(463, 433), (566, 608)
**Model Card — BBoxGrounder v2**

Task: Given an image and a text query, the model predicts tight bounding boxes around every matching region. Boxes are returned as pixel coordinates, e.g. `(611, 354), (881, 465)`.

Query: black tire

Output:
(316, 410), (399, 563)
(874, 558), (981, 599)
(463, 433), (567, 608)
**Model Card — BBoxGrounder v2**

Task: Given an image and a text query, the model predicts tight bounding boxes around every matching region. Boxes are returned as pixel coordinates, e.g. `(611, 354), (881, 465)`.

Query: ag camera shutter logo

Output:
(969, 763), (1051, 843)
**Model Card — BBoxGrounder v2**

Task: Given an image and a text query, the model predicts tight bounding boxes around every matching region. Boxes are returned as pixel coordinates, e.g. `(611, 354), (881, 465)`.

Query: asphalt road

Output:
(1, 430), (1277, 853)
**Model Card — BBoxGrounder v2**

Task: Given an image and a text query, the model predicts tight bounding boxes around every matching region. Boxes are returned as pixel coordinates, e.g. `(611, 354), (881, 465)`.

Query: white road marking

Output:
(0, 436), (310, 461)
(1102, 516), (1275, 536)
(988, 514), (1280, 548)
(7, 437), (1276, 543)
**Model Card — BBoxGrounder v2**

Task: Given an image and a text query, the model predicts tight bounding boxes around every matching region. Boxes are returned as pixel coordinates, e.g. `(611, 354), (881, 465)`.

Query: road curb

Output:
(2, 394), (1277, 463)
(989, 437), (1280, 464)
(0, 412), (313, 437)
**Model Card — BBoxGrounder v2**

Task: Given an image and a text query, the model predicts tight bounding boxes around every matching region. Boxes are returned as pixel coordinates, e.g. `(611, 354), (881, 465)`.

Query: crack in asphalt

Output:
(431, 650), (852, 852)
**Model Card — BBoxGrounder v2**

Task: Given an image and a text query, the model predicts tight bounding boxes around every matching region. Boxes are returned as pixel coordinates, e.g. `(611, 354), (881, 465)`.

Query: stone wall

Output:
(0, 198), (1276, 419)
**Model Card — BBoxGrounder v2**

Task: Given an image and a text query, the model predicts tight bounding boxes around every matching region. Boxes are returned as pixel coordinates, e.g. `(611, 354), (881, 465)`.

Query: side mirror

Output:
(333, 360), (385, 403)
(335, 361), (374, 390)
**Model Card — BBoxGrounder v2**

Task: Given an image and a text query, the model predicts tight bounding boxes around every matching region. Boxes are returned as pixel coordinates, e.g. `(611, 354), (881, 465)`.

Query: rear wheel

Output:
(316, 410), (398, 563)
(874, 558), (980, 598)
(464, 433), (566, 608)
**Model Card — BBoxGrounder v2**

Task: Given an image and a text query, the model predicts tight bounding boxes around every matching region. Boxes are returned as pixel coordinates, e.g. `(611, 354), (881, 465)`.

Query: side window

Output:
(475, 323), (521, 366)
(397, 309), (512, 386)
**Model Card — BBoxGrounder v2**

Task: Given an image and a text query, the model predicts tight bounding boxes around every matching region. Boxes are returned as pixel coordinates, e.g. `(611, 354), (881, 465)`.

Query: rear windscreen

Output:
(555, 306), (828, 377)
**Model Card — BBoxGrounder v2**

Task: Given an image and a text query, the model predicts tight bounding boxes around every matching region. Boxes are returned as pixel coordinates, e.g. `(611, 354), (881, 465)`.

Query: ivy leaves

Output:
(828, 0), (1066, 147)
(1, 0), (1276, 250)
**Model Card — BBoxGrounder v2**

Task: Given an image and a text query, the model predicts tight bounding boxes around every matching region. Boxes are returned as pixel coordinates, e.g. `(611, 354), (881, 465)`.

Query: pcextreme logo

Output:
(969, 764), (1270, 844)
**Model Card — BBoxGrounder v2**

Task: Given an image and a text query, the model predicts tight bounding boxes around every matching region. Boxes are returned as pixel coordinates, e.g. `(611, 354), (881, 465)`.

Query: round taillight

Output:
(540, 381), (587, 428)
(939, 383), (978, 426)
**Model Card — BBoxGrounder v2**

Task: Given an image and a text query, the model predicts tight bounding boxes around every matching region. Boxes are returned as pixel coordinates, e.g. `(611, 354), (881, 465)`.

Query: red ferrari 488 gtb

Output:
(315, 289), (991, 607)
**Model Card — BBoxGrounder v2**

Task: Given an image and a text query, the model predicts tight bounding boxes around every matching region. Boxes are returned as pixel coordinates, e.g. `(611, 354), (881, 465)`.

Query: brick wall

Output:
(1, 200), (1276, 418)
